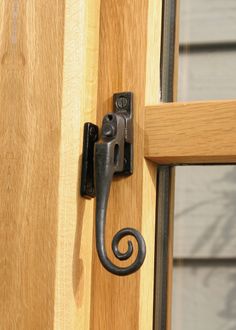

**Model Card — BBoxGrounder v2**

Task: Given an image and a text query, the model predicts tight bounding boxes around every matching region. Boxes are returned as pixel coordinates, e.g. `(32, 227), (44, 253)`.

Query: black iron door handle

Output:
(81, 92), (146, 276)
(95, 111), (146, 276)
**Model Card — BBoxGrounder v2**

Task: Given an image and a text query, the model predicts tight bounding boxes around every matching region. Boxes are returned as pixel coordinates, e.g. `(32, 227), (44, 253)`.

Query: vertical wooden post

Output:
(90, 1), (162, 329)
(0, 1), (64, 328)
(0, 0), (101, 328)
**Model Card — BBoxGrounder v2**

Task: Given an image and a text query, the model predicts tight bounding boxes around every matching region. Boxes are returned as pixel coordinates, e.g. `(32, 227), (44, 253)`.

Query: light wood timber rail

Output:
(145, 100), (236, 164)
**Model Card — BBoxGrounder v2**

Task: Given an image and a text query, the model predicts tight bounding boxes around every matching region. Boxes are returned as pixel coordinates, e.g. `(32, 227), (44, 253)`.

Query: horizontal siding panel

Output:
(178, 50), (236, 101)
(174, 166), (236, 258)
(180, 0), (236, 44)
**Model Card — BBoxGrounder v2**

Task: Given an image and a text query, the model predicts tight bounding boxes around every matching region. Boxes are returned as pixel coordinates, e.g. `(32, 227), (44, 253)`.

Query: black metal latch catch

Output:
(80, 92), (146, 276)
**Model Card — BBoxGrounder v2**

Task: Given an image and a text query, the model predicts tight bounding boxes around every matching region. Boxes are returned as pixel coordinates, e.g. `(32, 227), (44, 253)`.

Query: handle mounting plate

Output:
(80, 122), (98, 198)
(80, 92), (133, 198)
(113, 92), (133, 176)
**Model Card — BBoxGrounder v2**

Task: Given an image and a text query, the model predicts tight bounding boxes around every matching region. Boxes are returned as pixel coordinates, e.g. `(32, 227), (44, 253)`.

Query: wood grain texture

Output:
(145, 100), (236, 164)
(145, 0), (162, 105)
(0, 1), (101, 329)
(90, 0), (162, 329)
(54, 1), (100, 329)
(0, 1), (64, 328)
(140, 3), (162, 327)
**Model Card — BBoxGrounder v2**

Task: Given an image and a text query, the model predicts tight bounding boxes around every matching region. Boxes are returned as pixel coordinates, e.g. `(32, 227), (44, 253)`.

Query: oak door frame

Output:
(0, 0), (178, 329)
(89, 0), (163, 329)
(0, 1), (101, 329)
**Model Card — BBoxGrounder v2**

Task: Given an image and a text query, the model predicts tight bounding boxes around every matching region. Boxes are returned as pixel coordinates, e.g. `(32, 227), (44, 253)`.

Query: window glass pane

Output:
(173, 1), (236, 328)
(178, 0), (236, 101)
(172, 166), (236, 330)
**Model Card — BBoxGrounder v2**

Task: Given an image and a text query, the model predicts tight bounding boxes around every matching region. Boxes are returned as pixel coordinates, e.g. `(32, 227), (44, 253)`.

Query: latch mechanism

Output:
(81, 92), (146, 276)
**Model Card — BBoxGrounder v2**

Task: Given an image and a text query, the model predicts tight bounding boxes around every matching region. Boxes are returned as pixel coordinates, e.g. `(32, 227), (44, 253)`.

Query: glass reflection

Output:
(178, 0), (236, 102)
(172, 166), (236, 330)
(172, 0), (236, 328)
